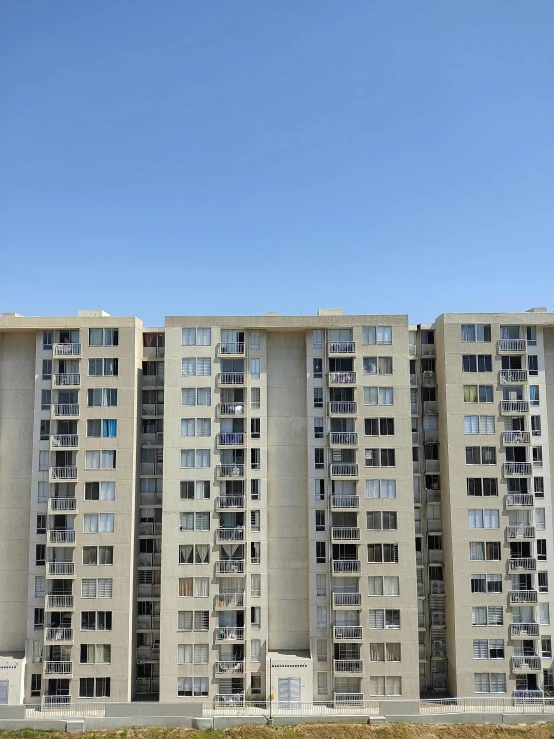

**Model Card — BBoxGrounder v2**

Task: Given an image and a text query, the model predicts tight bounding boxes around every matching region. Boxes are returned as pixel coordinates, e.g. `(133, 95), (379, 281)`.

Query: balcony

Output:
(412, 431), (419, 444)
(217, 372), (245, 386)
(216, 464), (245, 479)
(48, 497), (77, 512)
(512, 656), (541, 672)
(141, 432), (164, 445)
(47, 562), (75, 577)
(329, 401), (357, 415)
(140, 462), (163, 476)
(417, 582), (424, 596)
(216, 560), (245, 576)
(498, 339), (527, 354)
(509, 558), (536, 571)
(217, 433), (246, 447)
(136, 646), (160, 663)
(416, 552), (423, 566)
(216, 528), (245, 542)
(502, 431), (531, 445)
(54, 373), (81, 387)
(504, 462), (532, 476)
(45, 595), (74, 610)
(139, 492), (163, 506)
(52, 404), (79, 417)
(330, 463), (359, 478)
(141, 403), (164, 416)
(409, 344), (417, 357)
(44, 627), (73, 643)
(328, 372), (357, 385)
(54, 343), (81, 356)
(429, 551), (444, 564)
(137, 582), (161, 598)
(331, 496), (359, 509)
(138, 522), (162, 536)
(513, 690), (544, 702)
(215, 626), (244, 642)
(334, 660), (363, 673)
(431, 580), (445, 595)
(510, 622), (540, 638)
(50, 466), (78, 481)
(331, 527), (360, 542)
(217, 403), (245, 417)
(334, 693), (364, 706)
(328, 342), (355, 355)
(422, 371), (437, 387)
(44, 661), (72, 675)
(431, 612), (447, 627)
(509, 590), (538, 604)
(332, 560), (361, 575)
(427, 519), (443, 533)
(425, 459), (440, 474)
(423, 400), (438, 414)
(215, 593), (244, 610)
(142, 374), (165, 387)
(42, 695), (71, 706)
(501, 400), (529, 414)
(507, 526), (535, 539)
(51, 434), (79, 449)
(500, 369), (528, 384)
(217, 342), (245, 357)
(216, 496), (245, 511)
(506, 493), (534, 507)
(424, 429), (439, 443)
(426, 489), (442, 503)
(215, 660), (245, 676)
(332, 592), (362, 608)
(330, 432), (358, 446)
(421, 344), (436, 357)
(47, 530), (76, 545)
(136, 615), (160, 629)
(333, 626), (362, 641)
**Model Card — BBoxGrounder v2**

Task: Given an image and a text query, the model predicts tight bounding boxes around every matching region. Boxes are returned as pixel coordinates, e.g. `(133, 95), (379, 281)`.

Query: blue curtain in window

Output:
(103, 419), (117, 438)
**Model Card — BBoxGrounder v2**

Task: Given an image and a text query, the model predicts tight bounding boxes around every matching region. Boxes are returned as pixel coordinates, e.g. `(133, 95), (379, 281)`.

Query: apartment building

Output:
(0, 307), (553, 706)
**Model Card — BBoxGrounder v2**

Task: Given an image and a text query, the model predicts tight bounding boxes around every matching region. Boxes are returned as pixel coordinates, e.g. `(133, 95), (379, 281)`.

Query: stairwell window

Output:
(530, 386), (540, 407)
(250, 359), (260, 379)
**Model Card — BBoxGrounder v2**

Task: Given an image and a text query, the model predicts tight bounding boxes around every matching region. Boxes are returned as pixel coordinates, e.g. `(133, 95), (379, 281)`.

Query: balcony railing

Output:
(510, 622), (539, 638)
(332, 592), (362, 608)
(329, 371), (357, 384)
(502, 431), (531, 445)
(421, 344), (436, 356)
(215, 626), (244, 641)
(504, 462), (532, 476)
(331, 527), (360, 542)
(217, 342), (245, 357)
(424, 429), (439, 443)
(331, 495), (359, 509)
(427, 519), (443, 533)
(216, 464), (245, 479)
(215, 593), (244, 609)
(217, 433), (245, 446)
(509, 590), (538, 604)
(139, 492), (163, 506)
(513, 690), (544, 701)
(509, 558), (536, 571)
(330, 463), (359, 477)
(44, 627), (73, 642)
(217, 372), (245, 386)
(332, 560), (361, 574)
(47, 562), (75, 576)
(330, 432), (358, 445)
(334, 693), (364, 706)
(334, 659), (363, 673)
(506, 493), (534, 507)
(426, 489), (442, 503)
(136, 646), (160, 663)
(216, 528), (245, 542)
(328, 341), (355, 354)
(48, 497), (77, 512)
(54, 373), (81, 386)
(47, 529), (76, 544)
(141, 432), (164, 445)
(500, 369), (528, 384)
(512, 655), (541, 672)
(42, 695), (71, 706)
(44, 661), (72, 675)
(216, 560), (245, 575)
(46, 595), (74, 609)
(507, 525), (535, 539)
(501, 400), (529, 414)
(429, 551), (444, 564)
(215, 660), (245, 675)
(141, 403), (164, 416)
(138, 522), (162, 536)
(422, 371), (437, 387)
(50, 466), (78, 481)
(54, 343), (81, 356)
(140, 462), (164, 476)
(51, 434), (79, 448)
(431, 612), (446, 627)
(52, 404), (79, 417)
(216, 496), (245, 510)
(498, 339), (527, 354)
(423, 400), (438, 414)
(217, 403), (245, 417)
(329, 401), (357, 415)
(142, 374), (165, 387)
(430, 580), (445, 595)
(333, 626), (362, 640)
(425, 459), (440, 474)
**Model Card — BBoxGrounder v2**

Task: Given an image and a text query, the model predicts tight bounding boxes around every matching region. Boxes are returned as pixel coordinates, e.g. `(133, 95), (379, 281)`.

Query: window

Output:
(251, 479), (261, 501)
(103, 358), (118, 376)
(527, 326), (537, 346)
(540, 603), (550, 625)
(34, 608), (44, 628)
(40, 419), (50, 440)
(41, 389), (51, 410)
(533, 446), (543, 467)
(251, 387), (261, 409)
(473, 639), (504, 659)
(537, 539), (547, 561)
(251, 606), (261, 629)
(542, 637), (552, 658)
(315, 448), (324, 470)
(313, 330), (323, 349)
(377, 326), (392, 344)
(467, 478), (498, 497)
(316, 542), (326, 564)
(315, 510), (325, 532)
(251, 418), (260, 439)
(317, 606), (327, 629)
(36, 514), (46, 534)
(379, 387), (394, 405)
(539, 572), (549, 593)
(37, 482), (48, 502)
(366, 479), (396, 499)
(314, 417), (324, 439)
(531, 416), (541, 437)
(316, 574), (327, 596)
(41, 359), (52, 380)
(461, 324), (491, 342)
(362, 326), (376, 345)
(84, 481), (115, 501)
(35, 544), (45, 566)
(384, 576), (399, 595)
(251, 448), (260, 470)
(34, 575), (45, 598)
(182, 328), (196, 345)
(468, 510), (499, 529)
(314, 388), (323, 408)
(530, 385), (540, 406)
(386, 643), (401, 661)
(38, 450), (49, 470)
(315, 479), (325, 501)
(181, 388), (195, 406)
(43, 331), (53, 349)
(197, 388), (211, 406)
(251, 573), (261, 598)
(470, 542), (501, 561)
(250, 358), (260, 379)
(250, 510), (260, 532)
(30, 673), (42, 697)
(313, 358), (323, 378)
(534, 477), (545, 497)
(528, 355), (538, 376)
(535, 508), (546, 531)
(250, 330), (260, 350)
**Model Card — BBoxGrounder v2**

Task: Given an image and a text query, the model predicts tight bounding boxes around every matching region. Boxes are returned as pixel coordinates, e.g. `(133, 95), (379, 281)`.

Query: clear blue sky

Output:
(1, 1), (553, 326)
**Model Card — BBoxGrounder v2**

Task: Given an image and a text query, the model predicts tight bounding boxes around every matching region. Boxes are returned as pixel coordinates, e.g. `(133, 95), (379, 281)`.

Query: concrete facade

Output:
(1, 307), (553, 706)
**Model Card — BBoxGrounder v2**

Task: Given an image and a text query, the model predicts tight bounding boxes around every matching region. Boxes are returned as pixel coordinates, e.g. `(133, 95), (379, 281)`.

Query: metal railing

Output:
(427, 519), (442, 533)
(333, 625), (362, 640)
(330, 432), (358, 445)
(506, 493), (534, 507)
(218, 432), (245, 446)
(216, 496), (245, 510)
(328, 341), (355, 354)
(50, 466), (78, 480)
(331, 527), (360, 541)
(44, 661), (72, 675)
(332, 560), (361, 574)
(329, 401), (357, 414)
(420, 696), (550, 713)
(47, 561), (75, 576)
(216, 464), (245, 478)
(501, 400), (529, 413)
(330, 463), (359, 476)
(502, 431), (531, 444)
(48, 497), (77, 511)
(215, 626), (244, 641)
(500, 369), (528, 383)
(333, 592), (362, 607)
(421, 344), (436, 356)
(512, 655), (541, 671)
(217, 372), (245, 385)
(47, 529), (76, 544)
(329, 371), (357, 384)
(498, 339), (527, 353)
(216, 560), (245, 575)
(422, 371), (437, 386)
(509, 557), (536, 571)
(141, 403), (164, 416)
(507, 525), (535, 539)
(509, 590), (538, 604)
(45, 627), (73, 641)
(46, 595), (74, 609)
(141, 432), (164, 445)
(217, 402), (245, 416)
(54, 343), (81, 356)
(52, 404), (79, 416)
(510, 622), (539, 637)
(31, 701), (105, 716)
(142, 374), (165, 387)
(215, 660), (245, 675)
(216, 528), (245, 542)
(331, 495), (359, 509)
(51, 434), (79, 448)
(54, 373), (80, 386)
(215, 593), (244, 608)
(504, 462), (532, 476)
(334, 659), (363, 672)
(217, 342), (245, 356)
(424, 400), (438, 414)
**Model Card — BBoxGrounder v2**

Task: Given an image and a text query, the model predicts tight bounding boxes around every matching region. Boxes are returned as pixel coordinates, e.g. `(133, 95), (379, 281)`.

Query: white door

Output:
(278, 677), (301, 708)
(0, 681), (8, 704)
